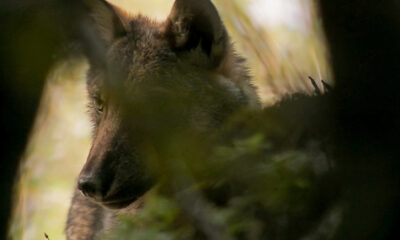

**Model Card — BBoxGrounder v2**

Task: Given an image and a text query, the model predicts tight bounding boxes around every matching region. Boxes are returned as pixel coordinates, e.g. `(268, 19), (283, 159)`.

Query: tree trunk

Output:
(318, 1), (400, 239)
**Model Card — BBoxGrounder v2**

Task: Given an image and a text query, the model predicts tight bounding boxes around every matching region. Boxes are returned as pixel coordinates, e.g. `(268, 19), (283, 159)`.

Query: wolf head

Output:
(77, 0), (260, 209)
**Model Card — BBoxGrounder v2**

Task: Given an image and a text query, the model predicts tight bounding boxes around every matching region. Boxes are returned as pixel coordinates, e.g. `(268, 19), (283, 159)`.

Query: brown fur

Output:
(66, 0), (260, 239)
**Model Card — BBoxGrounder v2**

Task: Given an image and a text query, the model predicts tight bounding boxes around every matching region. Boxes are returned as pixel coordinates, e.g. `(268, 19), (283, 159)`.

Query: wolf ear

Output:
(84, 0), (130, 45)
(165, 0), (229, 69)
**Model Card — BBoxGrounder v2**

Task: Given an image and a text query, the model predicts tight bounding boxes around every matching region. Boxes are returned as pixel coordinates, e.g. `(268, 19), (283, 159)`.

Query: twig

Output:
(308, 76), (322, 95)
(321, 80), (332, 92)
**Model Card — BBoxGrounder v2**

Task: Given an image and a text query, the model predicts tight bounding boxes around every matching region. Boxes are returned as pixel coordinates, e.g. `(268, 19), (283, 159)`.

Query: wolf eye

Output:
(94, 97), (105, 113)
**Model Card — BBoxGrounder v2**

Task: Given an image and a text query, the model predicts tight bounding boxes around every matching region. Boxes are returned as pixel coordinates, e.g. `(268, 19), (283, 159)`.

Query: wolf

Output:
(66, 0), (260, 239)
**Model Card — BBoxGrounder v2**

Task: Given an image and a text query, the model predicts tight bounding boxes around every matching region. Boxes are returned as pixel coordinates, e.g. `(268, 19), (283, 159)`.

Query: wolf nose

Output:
(77, 176), (101, 199)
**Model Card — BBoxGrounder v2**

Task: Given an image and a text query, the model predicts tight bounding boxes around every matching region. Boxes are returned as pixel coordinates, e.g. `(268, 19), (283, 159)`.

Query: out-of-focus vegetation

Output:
(97, 90), (339, 239)
(10, 0), (330, 239)
(215, 0), (330, 104)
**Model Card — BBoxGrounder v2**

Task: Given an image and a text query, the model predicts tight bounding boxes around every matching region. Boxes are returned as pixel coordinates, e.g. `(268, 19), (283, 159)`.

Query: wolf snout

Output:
(77, 175), (105, 200)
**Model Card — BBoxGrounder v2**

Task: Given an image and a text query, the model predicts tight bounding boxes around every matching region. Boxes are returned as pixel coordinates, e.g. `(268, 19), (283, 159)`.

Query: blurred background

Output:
(9, 0), (329, 239)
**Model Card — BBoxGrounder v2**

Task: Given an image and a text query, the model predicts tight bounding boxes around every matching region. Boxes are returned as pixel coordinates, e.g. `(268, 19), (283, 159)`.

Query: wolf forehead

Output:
(106, 16), (177, 73)
(84, 0), (260, 110)
(87, 19), (181, 99)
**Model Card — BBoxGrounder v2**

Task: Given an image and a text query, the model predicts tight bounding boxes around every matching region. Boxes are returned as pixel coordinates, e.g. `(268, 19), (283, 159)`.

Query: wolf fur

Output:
(66, 0), (260, 239)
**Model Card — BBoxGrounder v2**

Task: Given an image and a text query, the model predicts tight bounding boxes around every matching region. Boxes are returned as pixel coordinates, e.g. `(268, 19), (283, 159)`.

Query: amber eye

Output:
(94, 97), (105, 113)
